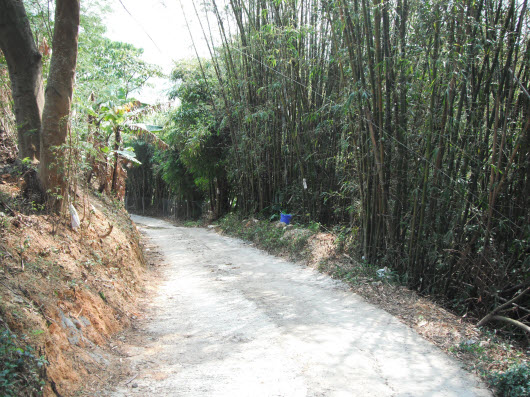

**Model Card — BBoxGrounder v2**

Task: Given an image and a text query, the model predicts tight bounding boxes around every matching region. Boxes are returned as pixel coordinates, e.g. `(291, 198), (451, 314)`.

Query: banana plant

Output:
(85, 98), (144, 197)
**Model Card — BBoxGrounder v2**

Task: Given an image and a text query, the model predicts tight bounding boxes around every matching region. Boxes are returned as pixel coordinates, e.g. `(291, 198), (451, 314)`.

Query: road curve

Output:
(110, 215), (491, 397)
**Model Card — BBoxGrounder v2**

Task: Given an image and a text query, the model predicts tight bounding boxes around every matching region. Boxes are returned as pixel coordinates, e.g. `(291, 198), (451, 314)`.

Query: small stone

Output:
(13, 295), (24, 304)
(131, 383), (139, 388)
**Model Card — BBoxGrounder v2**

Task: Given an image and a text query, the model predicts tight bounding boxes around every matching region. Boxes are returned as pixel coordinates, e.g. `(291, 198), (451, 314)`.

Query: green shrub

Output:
(0, 328), (46, 396)
(490, 363), (530, 397)
(183, 220), (201, 227)
(219, 214), (315, 259)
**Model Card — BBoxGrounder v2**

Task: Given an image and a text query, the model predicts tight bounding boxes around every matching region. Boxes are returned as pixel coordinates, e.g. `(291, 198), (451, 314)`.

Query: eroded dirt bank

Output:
(109, 215), (492, 396)
(0, 184), (147, 396)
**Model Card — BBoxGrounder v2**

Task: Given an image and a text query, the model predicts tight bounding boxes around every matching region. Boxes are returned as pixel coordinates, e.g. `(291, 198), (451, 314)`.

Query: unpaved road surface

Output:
(109, 215), (491, 396)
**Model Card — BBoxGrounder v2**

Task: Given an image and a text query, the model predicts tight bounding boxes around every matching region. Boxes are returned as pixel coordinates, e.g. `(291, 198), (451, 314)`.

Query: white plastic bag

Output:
(69, 204), (80, 230)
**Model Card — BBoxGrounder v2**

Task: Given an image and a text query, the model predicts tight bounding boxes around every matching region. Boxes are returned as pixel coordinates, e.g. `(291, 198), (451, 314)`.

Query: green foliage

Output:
(329, 260), (381, 285)
(0, 213), (9, 233)
(75, 7), (161, 102)
(183, 220), (202, 228)
(157, 0), (530, 334)
(218, 214), (316, 260)
(307, 221), (320, 233)
(0, 328), (46, 397)
(15, 0), (161, 207)
(74, 8), (158, 193)
(333, 226), (358, 253)
(489, 363), (530, 397)
(450, 340), (486, 357)
(166, 60), (224, 189)
(137, 59), (230, 218)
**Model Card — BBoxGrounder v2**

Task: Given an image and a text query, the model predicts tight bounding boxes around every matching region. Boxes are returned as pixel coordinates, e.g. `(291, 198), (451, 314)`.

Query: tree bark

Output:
(0, 0), (44, 161)
(39, 0), (80, 210)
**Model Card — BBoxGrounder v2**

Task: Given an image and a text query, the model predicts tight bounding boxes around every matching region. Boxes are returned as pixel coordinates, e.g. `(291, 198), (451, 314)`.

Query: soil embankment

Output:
(0, 182), (148, 396)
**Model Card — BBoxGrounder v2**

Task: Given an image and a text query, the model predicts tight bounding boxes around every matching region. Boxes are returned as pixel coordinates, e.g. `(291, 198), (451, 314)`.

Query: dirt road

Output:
(109, 215), (491, 396)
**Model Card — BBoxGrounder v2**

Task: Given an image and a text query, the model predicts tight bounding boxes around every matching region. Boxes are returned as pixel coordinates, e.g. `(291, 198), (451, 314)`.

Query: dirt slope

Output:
(0, 178), (147, 396)
(107, 215), (491, 396)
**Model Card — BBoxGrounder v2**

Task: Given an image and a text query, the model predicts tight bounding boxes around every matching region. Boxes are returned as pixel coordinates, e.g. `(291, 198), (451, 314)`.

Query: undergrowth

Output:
(0, 327), (46, 396)
(219, 213), (313, 260)
(448, 336), (529, 396)
(183, 220), (202, 228)
(324, 259), (381, 284)
(489, 363), (530, 397)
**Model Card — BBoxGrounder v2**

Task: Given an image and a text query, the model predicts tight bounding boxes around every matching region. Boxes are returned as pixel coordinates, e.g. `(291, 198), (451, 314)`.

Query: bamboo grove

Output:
(147, 0), (530, 323)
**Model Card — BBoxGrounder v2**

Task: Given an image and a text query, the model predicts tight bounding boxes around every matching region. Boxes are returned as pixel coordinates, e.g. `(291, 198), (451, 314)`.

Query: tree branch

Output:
(489, 315), (530, 334)
(477, 286), (530, 327)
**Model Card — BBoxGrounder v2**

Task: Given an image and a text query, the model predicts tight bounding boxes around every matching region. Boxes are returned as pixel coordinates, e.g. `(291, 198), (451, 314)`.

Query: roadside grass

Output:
(218, 213), (313, 261)
(450, 336), (529, 396)
(322, 259), (381, 285)
(217, 214), (529, 396)
(182, 220), (202, 228)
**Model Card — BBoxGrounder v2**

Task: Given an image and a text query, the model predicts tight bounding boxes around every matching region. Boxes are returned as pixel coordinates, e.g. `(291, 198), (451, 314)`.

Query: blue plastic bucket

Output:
(280, 213), (292, 225)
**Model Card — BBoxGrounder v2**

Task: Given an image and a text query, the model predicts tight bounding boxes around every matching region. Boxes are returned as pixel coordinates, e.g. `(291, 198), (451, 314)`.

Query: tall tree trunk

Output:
(39, 0), (80, 211)
(0, 0), (44, 161)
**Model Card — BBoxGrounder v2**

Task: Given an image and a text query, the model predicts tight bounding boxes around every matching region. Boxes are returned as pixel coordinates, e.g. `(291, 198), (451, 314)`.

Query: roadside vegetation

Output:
(0, 327), (46, 397)
(123, 0), (529, 393)
(218, 213), (315, 260)
(216, 214), (529, 395)
(1, 0), (529, 395)
(127, 0), (530, 344)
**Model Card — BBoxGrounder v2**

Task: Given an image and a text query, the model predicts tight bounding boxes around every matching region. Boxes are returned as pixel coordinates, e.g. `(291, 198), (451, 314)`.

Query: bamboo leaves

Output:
(159, 0), (530, 325)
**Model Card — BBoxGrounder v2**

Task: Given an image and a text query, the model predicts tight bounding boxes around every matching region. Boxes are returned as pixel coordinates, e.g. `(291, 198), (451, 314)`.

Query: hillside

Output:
(0, 166), (147, 396)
